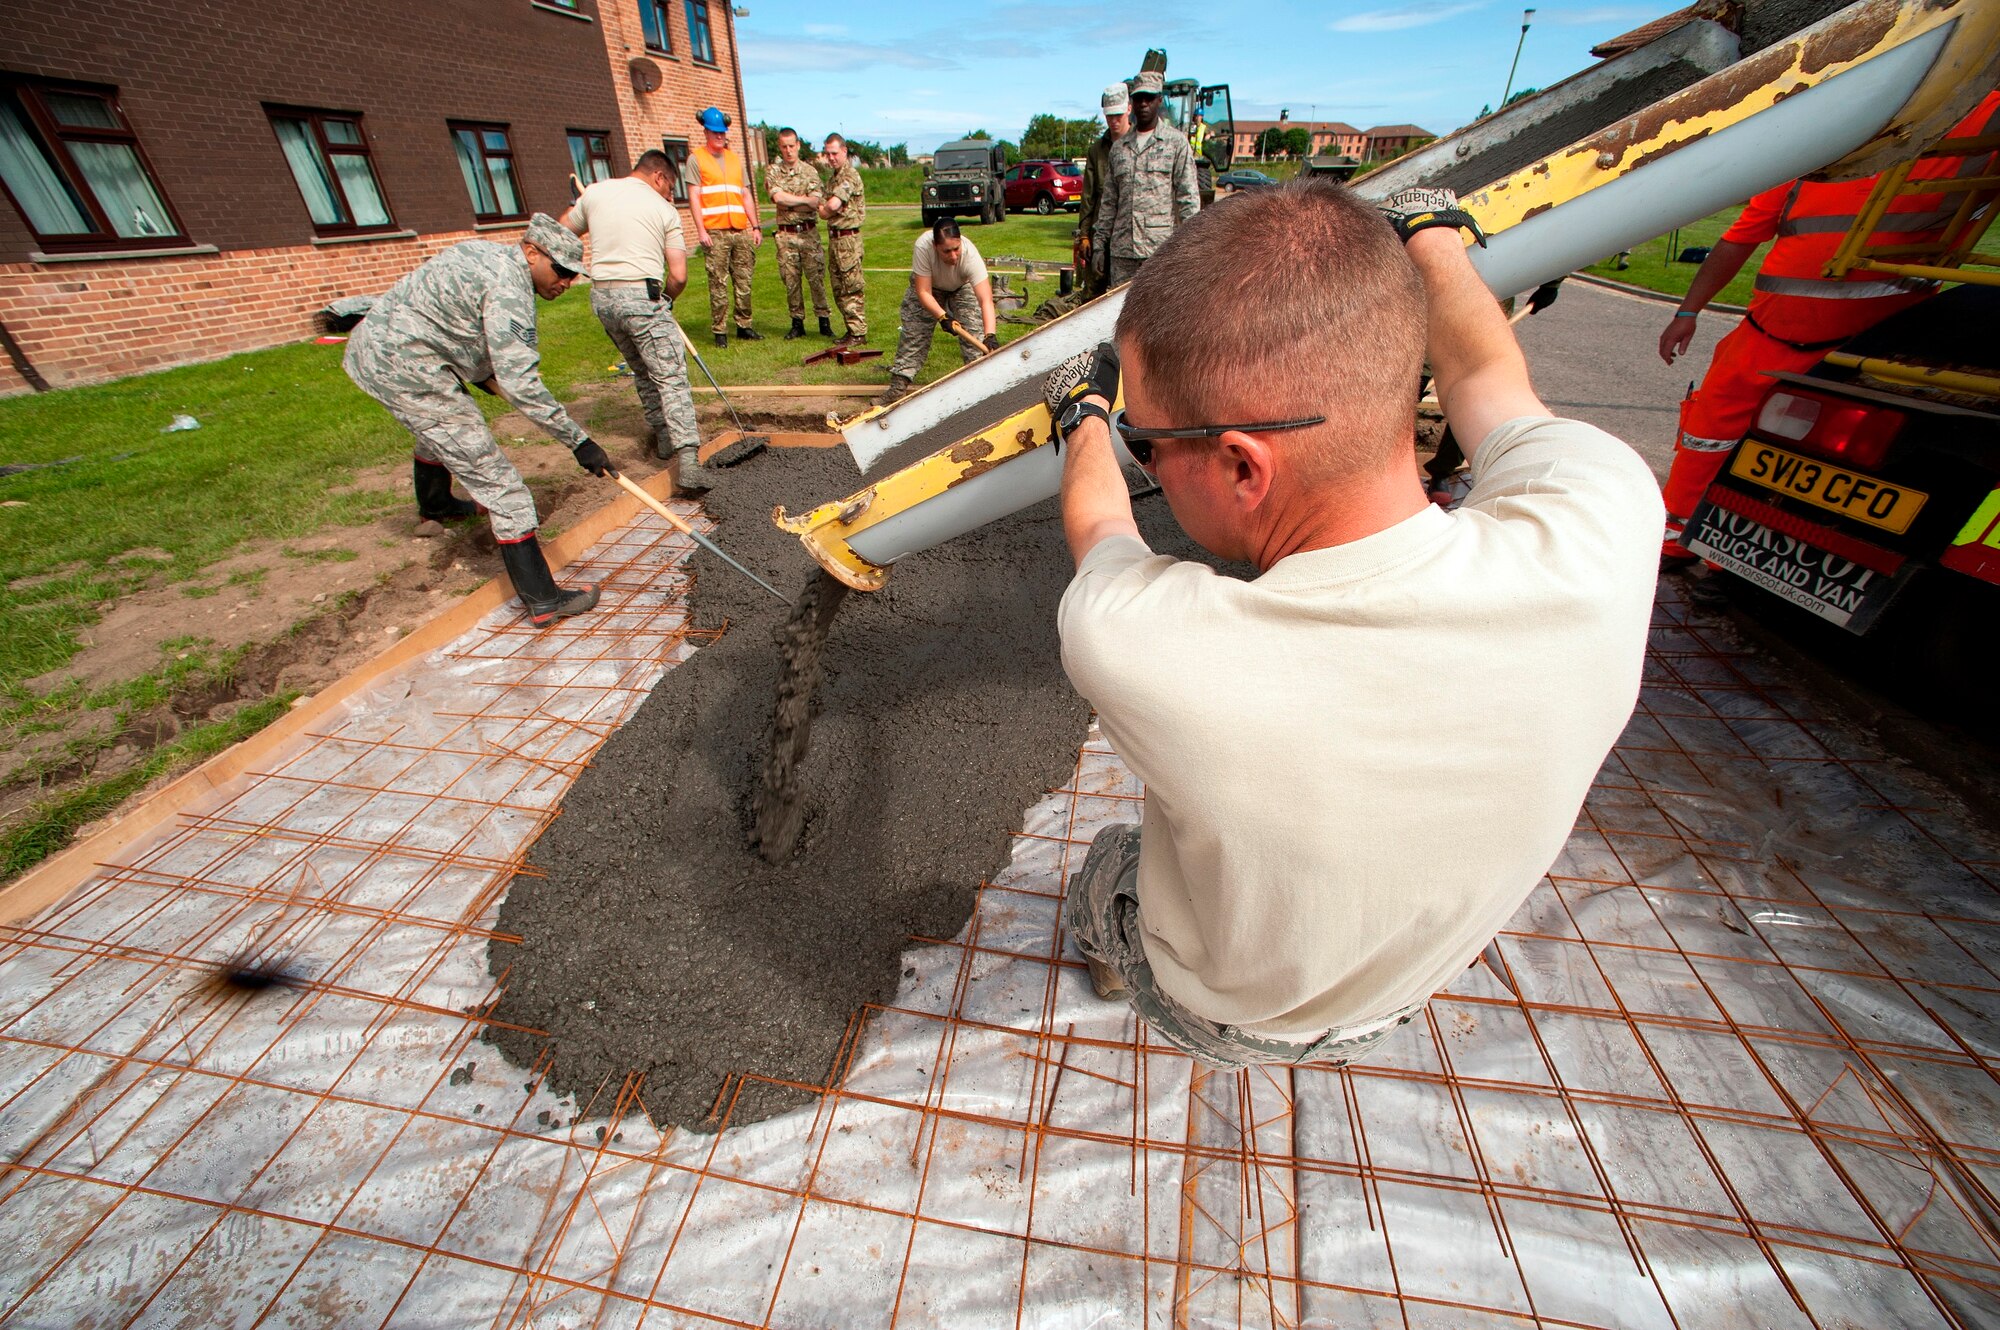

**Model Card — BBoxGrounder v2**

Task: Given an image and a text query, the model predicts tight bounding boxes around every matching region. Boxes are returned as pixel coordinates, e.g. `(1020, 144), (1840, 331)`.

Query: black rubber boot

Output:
(713, 333), (728, 349)
(498, 535), (599, 627)
(784, 317), (806, 340)
(735, 325), (762, 341)
(875, 374), (912, 407)
(818, 316), (834, 337)
(413, 460), (477, 521)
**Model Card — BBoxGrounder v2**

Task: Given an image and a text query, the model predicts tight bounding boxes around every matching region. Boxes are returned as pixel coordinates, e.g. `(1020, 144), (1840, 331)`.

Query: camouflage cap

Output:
(524, 213), (584, 271)
(1101, 82), (1130, 114)
(1131, 71), (1164, 97)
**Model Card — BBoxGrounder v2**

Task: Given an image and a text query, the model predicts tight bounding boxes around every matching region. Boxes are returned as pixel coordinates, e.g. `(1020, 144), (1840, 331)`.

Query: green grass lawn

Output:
(1581, 207), (1769, 306)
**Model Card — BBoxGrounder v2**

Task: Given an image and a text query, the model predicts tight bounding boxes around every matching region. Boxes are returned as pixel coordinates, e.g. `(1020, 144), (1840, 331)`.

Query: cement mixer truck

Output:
(771, 0), (2000, 600)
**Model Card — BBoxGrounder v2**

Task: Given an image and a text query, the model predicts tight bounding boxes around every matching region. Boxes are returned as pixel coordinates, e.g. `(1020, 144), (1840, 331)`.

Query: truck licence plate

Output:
(1729, 442), (1927, 533)
(1685, 503), (1903, 632)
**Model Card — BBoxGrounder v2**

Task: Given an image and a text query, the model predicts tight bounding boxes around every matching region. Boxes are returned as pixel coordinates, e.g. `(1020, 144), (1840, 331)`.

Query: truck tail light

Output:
(1754, 387), (1903, 470)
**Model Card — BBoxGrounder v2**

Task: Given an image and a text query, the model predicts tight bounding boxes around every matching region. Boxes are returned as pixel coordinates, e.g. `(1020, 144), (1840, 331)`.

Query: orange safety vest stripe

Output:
(691, 147), (751, 230)
(1729, 90), (2000, 299)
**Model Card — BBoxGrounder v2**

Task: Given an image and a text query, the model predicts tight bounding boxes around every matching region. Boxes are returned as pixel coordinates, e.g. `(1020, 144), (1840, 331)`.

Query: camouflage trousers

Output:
(703, 228), (757, 333)
(775, 227), (830, 320)
(1065, 823), (1420, 1070)
(889, 283), (981, 381)
(591, 285), (699, 460)
(827, 229), (866, 339)
(343, 328), (539, 541)
(1107, 255), (1146, 288)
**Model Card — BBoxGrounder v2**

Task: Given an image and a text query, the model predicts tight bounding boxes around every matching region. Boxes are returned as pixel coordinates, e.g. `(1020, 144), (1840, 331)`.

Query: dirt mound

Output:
(485, 446), (1213, 1130)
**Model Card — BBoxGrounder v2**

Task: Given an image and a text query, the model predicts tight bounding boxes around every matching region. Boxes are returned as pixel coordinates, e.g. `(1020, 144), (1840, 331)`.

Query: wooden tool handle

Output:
(612, 471), (699, 537)
(946, 321), (991, 355)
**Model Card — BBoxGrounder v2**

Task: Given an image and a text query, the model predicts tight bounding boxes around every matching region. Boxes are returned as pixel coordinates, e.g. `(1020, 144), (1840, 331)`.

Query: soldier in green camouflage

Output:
(819, 133), (868, 343)
(343, 213), (610, 626)
(1075, 82), (1130, 301)
(766, 128), (834, 340)
(1091, 70), (1201, 288)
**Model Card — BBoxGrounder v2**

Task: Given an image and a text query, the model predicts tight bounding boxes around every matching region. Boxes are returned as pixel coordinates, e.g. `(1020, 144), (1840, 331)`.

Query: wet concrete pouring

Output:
(486, 443), (1214, 1130)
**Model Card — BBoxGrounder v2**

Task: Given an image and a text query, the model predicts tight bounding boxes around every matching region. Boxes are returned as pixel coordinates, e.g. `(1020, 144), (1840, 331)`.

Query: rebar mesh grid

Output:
(1, 507), (1995, 1328)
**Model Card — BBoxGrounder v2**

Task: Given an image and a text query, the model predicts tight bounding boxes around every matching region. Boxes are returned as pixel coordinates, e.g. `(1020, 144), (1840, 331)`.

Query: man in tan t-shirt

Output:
(1046, 182), (1659, 1069)
(563, 149), (707, 495)
(878, 220), (999, 404)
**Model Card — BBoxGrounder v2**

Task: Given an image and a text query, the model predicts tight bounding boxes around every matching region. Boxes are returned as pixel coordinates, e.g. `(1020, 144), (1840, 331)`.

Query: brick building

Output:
(0, 0), (751, 394)
(1360, 124), (1436, 160)
(1230, 114), (1367, 162)
(1228, 113), (1432, 164)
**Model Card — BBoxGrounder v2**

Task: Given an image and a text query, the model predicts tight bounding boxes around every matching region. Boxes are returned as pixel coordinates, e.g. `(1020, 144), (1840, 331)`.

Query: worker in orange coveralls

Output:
(1657, 88), (2000, 564)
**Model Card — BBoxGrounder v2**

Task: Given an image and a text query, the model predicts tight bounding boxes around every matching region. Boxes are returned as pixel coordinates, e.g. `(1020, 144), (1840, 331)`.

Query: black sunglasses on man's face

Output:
(1110, 408), (1327, 468)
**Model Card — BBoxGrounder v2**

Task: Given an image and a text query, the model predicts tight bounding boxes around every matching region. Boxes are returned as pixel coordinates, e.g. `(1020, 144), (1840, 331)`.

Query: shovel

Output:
(677, 324), (768, 467)
(610, 472), (786, 602)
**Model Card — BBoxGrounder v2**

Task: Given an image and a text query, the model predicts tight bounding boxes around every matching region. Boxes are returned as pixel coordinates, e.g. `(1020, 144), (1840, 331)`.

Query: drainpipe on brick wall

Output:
(0, 319), (50, 392)
(723, 4), (755, 170)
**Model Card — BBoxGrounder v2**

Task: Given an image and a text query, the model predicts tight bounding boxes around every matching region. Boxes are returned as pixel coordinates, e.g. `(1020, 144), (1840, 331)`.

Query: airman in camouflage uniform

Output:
(1091, 70), (1201, 288)
(819, 133), (868, 342)
(766, 128), (833, 339)
(563, 151), (707, 494)
(344, 213), (610, 625)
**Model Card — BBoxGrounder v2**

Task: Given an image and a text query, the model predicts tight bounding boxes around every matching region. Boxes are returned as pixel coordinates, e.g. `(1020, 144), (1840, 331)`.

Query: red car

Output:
(1002, 160), (1083, 214)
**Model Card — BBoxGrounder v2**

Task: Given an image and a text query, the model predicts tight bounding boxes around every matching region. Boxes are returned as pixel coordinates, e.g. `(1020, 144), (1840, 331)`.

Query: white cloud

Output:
(740, 36), (956, 72)
(1328, 2), (1486, 33)
(1544, 5), (1646, 23)
(801, 22), (847, 36)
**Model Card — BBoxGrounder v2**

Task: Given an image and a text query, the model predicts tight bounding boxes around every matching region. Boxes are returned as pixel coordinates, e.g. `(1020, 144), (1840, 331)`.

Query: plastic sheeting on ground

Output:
(1, 501), (1996, 1328)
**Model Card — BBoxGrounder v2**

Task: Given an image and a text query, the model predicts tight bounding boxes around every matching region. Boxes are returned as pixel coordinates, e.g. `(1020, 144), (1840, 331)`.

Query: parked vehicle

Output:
(922, 140), (1007, 226)
(1216, 168), (1278, 190)
(1685, 284), (1999, 725)
(1003, 160), (1082, 214)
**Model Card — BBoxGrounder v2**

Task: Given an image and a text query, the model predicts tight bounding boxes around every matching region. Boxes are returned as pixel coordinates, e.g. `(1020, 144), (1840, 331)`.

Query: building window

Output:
(0, 79), (185, 251)
(268, 108), (394, 235)
(639, 0), (673, 53)
(658, 137), (690, 204)
(685, 0), (714, 63)
(568, 131), (614, 187)
(450, 122), (526, 221)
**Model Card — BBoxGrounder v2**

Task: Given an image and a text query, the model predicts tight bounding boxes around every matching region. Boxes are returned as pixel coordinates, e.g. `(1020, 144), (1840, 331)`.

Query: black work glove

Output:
(1527, 279), (1563, 314)
(1376, 187), (1488, 247)
(938, 313), (960, 336)
(573, 438), (616, 477)
(982, 332), (1000, 352)
(1043, 341), (1121, 450)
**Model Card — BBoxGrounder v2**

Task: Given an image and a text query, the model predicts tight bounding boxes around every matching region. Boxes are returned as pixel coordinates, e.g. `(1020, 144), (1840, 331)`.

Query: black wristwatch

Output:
(1054, 398), (1111, 447)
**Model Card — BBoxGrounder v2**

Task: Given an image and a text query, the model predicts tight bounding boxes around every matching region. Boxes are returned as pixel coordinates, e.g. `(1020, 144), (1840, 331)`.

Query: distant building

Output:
(1360, 124), (1436, 160)
(1226, 111), (1431, 163)
(1229, 112), (1367, 162)
(0, 0), (752, 394)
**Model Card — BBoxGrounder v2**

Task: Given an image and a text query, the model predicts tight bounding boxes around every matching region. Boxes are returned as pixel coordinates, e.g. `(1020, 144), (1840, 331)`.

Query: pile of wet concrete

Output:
(486, 445), (1213, 1129)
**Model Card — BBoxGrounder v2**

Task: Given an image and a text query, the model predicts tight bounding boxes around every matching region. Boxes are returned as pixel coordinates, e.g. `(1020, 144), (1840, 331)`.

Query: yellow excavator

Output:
(773, 0), (2000, 599)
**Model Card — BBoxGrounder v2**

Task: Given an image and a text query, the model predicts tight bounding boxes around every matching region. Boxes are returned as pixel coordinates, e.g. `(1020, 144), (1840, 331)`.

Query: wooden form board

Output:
(0, 470), (683, 928)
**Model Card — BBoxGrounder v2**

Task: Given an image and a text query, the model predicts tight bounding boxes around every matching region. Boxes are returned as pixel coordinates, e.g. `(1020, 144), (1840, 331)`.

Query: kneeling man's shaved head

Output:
(1117, 181), (1428, 484)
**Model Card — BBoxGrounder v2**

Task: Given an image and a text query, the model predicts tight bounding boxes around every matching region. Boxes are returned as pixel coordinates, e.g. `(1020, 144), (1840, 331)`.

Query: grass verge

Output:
(1580, 207), (1770, 306)
(0, 694), (294, 878)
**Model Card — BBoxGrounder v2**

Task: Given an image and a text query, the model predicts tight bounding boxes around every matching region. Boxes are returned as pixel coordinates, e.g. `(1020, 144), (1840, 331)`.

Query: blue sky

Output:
(734, 1), (1659, 152)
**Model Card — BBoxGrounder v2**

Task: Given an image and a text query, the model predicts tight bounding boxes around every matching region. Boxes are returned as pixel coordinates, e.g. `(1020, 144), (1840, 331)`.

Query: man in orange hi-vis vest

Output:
(684, 106), (763, 349)
(1658, 88), (2000, 564)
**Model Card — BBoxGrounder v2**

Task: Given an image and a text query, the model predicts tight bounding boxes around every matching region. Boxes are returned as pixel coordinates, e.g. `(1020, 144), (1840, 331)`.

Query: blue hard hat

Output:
(697, 106), (730, 132)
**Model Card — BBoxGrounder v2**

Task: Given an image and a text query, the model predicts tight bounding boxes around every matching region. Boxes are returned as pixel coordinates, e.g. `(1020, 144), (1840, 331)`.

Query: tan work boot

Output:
(1085, 956), (1131, 1001)
(671, 446), (711, 496)
(875, 374), (912, 407)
